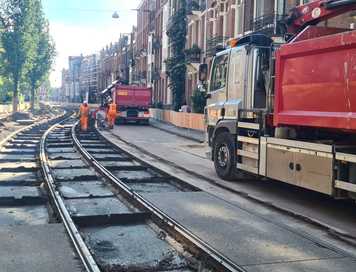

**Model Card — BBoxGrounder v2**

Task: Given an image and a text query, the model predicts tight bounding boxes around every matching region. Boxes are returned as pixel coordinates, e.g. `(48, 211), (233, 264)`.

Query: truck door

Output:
(224, 47), (246, 120)
(206, 52), (229, 126)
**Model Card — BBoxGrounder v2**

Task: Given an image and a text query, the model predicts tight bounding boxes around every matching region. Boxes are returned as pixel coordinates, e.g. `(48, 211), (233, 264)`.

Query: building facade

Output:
(59, 56), (82, 103)
(182, 0), (321, 109)
(59, 0), (356, 107)
(136, 0), (156, 86)
(61, 68), (70, 102)
(79, 54), (98, 103)
(151, 0), (170, 106)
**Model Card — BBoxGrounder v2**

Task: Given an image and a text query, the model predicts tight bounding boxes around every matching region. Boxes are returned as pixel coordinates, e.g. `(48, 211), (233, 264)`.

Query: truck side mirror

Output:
(199, 64), (208, 82)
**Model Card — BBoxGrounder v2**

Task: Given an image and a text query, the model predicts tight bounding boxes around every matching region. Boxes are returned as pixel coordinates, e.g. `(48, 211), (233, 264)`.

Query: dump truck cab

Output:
(204, 34), (275, 179)
(201, 1), (356, 200)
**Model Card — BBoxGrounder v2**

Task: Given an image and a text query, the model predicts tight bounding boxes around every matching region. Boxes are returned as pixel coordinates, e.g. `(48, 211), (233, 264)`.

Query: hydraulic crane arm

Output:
(286, 0), (356, 34)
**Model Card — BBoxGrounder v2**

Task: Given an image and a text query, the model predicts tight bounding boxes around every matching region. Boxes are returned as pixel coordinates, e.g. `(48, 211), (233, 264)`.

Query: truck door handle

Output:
(221, 108), (225, 117)
(296, 164), (302, 172)
(289, 162), (294, 170)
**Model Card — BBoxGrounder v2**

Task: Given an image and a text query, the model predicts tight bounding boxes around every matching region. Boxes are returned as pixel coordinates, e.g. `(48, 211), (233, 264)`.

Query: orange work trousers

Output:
(80, 116), (88, 131)
(107, 114), (116, 128)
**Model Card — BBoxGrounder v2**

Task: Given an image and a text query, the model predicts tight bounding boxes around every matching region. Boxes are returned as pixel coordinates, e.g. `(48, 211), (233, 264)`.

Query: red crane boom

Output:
(286, 0), (356, 34)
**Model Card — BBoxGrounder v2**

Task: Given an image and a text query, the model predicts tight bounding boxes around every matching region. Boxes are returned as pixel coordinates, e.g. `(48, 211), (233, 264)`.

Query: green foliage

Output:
(0, 0), (55, 112)
(1, 0), (36, 111)
(166, 1), (187, 111)
(0, 69), (11, 105)
(191, 89), (206, 114)
(27, 1), (55, 110)
(0, 77), (12, 103)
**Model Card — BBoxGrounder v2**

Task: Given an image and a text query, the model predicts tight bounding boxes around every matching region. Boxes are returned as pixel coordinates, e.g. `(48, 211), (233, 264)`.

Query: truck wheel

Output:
(141, 119), (149, 125)
(213, 132), (236, 180)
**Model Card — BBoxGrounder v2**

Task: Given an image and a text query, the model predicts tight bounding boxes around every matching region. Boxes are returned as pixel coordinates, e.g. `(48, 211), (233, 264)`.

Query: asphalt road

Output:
(108, 124), (356, 242)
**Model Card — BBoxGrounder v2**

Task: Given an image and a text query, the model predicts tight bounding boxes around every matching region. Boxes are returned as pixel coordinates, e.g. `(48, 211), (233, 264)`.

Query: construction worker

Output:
(79, 101), (90, 132)
(107, 101), (117, 129)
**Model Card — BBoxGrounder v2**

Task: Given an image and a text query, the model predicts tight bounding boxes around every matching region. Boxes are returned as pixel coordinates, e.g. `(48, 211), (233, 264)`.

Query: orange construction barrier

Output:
(79, 103), (90, 131)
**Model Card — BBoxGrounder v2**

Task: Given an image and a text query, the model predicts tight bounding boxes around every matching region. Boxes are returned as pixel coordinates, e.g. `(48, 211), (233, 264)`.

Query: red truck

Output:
(112, 85), (152, 124)
(202, 0), (356, 201)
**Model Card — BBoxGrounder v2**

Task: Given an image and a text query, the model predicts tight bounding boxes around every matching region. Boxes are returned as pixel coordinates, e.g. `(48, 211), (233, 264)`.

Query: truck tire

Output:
(140, 119), (149, 125)
(213, 132), (236, 180)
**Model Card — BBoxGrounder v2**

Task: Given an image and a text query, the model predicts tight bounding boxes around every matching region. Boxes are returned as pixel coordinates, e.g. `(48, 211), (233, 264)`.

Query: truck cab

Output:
(204, 34), (274, 179)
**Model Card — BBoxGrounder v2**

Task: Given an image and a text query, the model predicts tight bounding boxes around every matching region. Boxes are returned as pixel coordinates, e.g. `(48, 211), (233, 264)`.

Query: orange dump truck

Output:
(112, 85), (152, 124)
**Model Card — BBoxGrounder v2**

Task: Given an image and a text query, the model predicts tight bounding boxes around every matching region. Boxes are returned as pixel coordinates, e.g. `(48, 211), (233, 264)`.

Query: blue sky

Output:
(43, 0), (141, 87)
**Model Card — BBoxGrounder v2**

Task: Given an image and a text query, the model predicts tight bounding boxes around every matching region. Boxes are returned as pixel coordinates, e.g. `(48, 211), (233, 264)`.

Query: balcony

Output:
(206, 36), (229, 57)
(185, 45), (201, 63)
(251, 13), (286, 36)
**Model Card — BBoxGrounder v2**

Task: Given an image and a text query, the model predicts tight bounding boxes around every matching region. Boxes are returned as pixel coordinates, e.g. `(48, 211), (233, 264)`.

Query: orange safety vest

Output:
(80, 104), (89, 118)
(108, 103), (117, 116)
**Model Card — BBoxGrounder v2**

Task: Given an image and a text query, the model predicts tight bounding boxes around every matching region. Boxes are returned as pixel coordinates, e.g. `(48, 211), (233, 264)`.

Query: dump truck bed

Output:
(114, 85), (151, 109)
(274, 29), (356, 131)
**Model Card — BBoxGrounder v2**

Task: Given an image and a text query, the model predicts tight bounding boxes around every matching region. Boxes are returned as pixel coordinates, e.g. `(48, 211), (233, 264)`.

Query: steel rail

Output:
(0, 110), (67, 148)
(71, 122), (247, 272)
(40, 117), (101, 272)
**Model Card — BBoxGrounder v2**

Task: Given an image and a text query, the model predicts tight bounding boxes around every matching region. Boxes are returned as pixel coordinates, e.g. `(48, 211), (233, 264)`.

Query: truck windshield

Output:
(210, 54), (229, 92)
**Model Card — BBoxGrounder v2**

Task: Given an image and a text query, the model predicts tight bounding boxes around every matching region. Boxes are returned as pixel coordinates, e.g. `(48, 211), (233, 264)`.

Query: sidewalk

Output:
(149, 118), (205, 143)
(102, 124), (356, 242)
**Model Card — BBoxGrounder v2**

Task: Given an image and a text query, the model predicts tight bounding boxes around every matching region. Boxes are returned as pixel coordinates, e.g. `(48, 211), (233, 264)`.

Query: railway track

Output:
(2, 112), (345, 272)
(40, 118), (247, 272)
(39, 116), (356, 272)
(0, 111), (70, 223)
(1, 112), (355, 271)
(0, 110), (86, 272)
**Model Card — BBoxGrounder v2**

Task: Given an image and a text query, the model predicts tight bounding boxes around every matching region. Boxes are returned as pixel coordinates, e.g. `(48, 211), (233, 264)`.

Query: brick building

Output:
(97, 34), (132, 92)
(182, 0), (356, 109)
(150, 0), (170, 106)
(136, 0), (156, 86)
(60, 0), (356, 107)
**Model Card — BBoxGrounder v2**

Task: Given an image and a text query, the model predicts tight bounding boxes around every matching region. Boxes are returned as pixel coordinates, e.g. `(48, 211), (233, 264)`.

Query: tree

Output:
(27, 0), (55, 111)
(166, 1), (187, 111)
(0, 0), (39, 112)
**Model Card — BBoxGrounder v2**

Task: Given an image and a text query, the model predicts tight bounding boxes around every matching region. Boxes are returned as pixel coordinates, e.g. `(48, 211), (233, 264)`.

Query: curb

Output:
(149, 118), (205, 143)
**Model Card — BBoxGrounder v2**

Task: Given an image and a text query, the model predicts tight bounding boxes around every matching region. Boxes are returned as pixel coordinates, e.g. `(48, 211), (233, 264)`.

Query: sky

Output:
(43, 0), (141, 87)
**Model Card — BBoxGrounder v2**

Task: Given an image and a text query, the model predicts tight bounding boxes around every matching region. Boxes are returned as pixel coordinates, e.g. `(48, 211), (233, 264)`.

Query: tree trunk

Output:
(12, 79), (19, 113)
(31, 87), (35, 113)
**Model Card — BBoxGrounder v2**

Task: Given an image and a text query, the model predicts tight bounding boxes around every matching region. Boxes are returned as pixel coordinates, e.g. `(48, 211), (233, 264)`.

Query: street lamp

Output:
(112, 11), (119, 19)
(112, 9), (151, 19)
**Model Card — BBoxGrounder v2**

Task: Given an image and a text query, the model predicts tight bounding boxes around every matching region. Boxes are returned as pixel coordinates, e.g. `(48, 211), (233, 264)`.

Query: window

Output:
(210, 54), (229, 92)
(255, 0), (274, 18)
(252, 48), (270, 108)
(228, 48), (245, 100)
